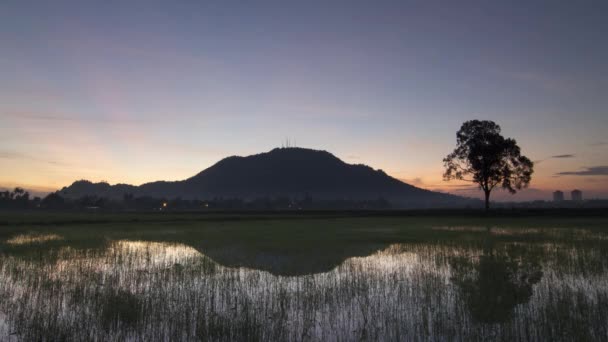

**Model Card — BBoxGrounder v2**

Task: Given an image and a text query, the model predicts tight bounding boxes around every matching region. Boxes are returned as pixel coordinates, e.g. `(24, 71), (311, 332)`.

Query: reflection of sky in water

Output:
(1, 236), (607, 340)
(344, 245), (419, 273)
(5, 233), (63, 245)
(112, 240), (202, 268)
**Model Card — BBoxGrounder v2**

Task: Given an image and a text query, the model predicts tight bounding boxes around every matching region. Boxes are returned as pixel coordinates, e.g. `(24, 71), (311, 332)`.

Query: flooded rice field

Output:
(0, 216), (607, 341)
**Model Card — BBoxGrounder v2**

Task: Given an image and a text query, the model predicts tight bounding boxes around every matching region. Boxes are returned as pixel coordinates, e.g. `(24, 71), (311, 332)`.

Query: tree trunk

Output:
(484, 190), (491, 211)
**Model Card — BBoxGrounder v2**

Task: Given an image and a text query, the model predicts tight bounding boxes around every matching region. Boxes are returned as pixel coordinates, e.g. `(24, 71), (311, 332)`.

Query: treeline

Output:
(0, 188), (39, 209)
(0, 190), (391, 211)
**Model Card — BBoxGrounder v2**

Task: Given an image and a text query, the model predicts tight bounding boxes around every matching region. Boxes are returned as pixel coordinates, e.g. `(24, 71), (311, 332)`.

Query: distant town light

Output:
(162, 202), (168, 208)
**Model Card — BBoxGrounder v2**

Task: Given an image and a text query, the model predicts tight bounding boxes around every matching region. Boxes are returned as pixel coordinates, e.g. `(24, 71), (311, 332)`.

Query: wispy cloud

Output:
(0, 151), (68, 166)
(438, 184), (478, 189)
(408, 177), (424, 186)
(590, 141), (608, 147)
(556, 166), (608, 176)
(398, 177), (429, 187)
(428, 183), (480, 193)
(535, 153), (576, 164)
(398, 177), (473, 191)
(3, 112), (145, 124)
(441, 186), (480, 192)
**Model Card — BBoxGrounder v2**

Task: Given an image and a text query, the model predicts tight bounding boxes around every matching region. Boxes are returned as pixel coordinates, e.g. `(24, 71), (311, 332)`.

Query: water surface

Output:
(0, 217), (606, 341)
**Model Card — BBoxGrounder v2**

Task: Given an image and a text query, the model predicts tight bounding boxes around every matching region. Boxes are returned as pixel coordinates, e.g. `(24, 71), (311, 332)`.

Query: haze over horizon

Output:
(2, 1), (607, 201)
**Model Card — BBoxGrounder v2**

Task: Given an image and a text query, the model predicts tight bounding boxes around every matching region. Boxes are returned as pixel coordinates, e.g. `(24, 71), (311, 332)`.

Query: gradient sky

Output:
(1, 1), (607, 201)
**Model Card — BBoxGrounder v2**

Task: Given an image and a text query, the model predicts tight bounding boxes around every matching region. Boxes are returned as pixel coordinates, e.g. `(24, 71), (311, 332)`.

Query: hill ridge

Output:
(59, 147), (473, 208)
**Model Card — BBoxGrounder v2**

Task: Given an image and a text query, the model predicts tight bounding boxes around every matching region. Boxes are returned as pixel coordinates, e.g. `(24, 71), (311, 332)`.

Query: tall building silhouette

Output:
(553, 191), (564, 202)
(571, 189), (583, 201)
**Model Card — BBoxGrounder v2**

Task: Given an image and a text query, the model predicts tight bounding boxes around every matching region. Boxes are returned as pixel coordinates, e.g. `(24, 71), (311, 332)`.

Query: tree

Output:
(42, 193), (66, 209)
(443, 120), (533, 210)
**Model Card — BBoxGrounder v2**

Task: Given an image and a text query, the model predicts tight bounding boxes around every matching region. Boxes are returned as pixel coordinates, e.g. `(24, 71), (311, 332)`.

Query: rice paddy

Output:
(0, 214), (606, 341)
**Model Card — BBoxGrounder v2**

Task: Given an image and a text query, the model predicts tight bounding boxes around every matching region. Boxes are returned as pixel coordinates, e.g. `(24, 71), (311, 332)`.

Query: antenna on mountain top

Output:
(281, 137), (298, 148)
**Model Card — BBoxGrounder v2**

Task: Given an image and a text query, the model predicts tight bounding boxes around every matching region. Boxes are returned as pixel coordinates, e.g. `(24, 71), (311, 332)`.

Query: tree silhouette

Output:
(13, 187), (29, 200)
(443, 120), (533, 210)
(41, 193), (65, 209)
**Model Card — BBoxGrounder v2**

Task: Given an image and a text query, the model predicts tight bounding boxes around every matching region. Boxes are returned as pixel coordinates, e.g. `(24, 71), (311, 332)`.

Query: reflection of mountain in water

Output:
(192, 243), (390, 276)
(1, 227), (392, 276)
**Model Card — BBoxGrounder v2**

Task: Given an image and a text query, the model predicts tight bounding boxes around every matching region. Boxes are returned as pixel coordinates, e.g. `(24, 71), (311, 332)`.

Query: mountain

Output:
(59, 147), (475, 208)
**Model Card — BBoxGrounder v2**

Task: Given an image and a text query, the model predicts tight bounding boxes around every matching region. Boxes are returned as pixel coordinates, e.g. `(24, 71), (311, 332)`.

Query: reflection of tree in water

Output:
(450, 236), (543, 323)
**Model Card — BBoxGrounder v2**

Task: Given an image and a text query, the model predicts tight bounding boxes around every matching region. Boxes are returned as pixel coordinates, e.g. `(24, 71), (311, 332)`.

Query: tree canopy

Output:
(443, 120), (533, 209)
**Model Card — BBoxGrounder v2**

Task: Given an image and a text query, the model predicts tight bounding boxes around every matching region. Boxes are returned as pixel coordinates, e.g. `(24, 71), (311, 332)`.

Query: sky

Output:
(1, 1), (607, 201)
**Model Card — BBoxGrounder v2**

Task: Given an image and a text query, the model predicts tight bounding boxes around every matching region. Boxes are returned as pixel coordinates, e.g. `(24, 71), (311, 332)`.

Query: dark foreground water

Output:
(0, 217), (607, 341)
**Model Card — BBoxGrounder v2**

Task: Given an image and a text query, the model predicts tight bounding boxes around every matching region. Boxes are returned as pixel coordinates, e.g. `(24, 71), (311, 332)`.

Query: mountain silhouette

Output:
(60, 147), (474, 208)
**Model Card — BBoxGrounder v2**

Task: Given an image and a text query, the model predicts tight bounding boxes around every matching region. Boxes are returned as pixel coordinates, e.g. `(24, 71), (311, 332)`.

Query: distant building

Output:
(553, 191), (564, 202)
(571, 189), (583, 201)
